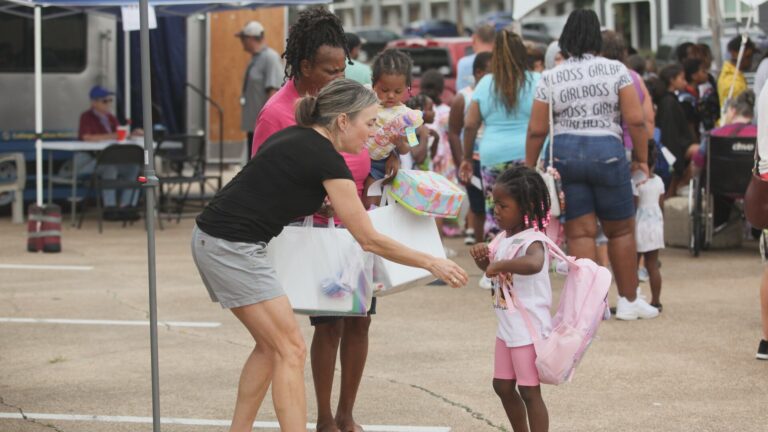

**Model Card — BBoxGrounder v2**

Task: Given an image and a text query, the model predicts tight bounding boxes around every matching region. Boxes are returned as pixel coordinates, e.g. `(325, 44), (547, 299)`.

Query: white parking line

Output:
(0, 318), (221, 328)
(0, 412), (450, 431)
(0, 263), (93, 271)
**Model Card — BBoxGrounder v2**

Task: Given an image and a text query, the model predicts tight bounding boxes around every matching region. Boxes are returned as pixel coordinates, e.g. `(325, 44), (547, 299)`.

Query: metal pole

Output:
(723, 8), (754, 117)
(138, 0), (161, 430)
(125, 30), (131, 125)
(709, 0), (724, 72)
(456, 0), (464, 36)
(34, 5), (43, 206)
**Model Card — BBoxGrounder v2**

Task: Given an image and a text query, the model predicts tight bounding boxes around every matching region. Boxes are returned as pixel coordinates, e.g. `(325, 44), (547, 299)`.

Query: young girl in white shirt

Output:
(634, 143), (666, 311)
(470, 166), (552, 432)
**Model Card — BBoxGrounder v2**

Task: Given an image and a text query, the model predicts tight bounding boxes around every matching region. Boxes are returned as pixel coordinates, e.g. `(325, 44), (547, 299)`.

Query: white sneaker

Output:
(464, 235), (477, 245)
(615, 296), (660, 320)
(636, 286), (647, 301)
(638, 267), (649, 282)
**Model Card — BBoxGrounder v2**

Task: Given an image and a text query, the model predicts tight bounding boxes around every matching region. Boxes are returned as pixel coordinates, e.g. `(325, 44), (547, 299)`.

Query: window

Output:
(555, 2), (566, 15)
(720, 0), (755, 21)
(0, 8), (87, 73)
(401, 47), (452, 76)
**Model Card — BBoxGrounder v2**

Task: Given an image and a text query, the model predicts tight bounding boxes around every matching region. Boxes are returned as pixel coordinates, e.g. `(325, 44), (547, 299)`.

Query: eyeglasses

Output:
(100, 98), (113, 104)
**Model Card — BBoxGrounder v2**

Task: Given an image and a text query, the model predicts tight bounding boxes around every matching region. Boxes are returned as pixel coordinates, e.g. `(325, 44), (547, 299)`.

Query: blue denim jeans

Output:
(552, 134), (634, 222)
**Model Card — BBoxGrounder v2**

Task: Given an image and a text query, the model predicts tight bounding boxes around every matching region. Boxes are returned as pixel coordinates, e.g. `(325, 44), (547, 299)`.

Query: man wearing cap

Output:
(79, 85), (120, 141)
(238, 21), (283, 158)
(78, 85), (143, 141)
(70, 85), (141, 217)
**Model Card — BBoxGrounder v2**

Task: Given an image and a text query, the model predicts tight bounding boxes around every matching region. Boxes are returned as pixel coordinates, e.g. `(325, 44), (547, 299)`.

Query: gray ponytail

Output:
(295, 79), (379, 131)
(730, 89), (756, 119)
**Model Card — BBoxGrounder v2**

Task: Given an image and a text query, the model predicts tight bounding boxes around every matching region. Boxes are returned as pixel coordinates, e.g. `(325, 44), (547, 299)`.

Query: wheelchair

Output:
(689, 134), (756, 256)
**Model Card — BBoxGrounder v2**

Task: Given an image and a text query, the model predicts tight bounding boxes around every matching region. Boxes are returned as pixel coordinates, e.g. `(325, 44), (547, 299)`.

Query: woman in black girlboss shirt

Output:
(191, 79), (468, 431)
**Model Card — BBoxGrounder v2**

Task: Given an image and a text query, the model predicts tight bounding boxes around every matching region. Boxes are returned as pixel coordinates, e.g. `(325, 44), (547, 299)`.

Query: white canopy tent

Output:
(512, 0), (550, 19)
(9, 0), (326, 430)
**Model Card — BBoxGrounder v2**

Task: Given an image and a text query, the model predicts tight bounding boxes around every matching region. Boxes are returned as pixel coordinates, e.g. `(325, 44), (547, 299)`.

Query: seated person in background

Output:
(693, 90), (757, 230)
(66, 86), (143, 219)
(79, 86), (119, 141)
(78, 85), (144, 140)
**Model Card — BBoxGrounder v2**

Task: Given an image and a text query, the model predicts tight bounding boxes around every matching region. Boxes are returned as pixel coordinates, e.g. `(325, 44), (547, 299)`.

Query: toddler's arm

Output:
(486, 241), (545, 277)
(410, 125), (429, 164)
(428, 129), (440, 159)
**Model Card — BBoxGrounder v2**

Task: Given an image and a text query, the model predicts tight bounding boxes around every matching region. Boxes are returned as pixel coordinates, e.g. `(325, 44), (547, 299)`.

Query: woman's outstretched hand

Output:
(427, 258), (469, 288)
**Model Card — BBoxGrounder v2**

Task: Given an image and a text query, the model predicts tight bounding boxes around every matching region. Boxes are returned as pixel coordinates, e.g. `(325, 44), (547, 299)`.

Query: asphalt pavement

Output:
(0, 215), (766, 431)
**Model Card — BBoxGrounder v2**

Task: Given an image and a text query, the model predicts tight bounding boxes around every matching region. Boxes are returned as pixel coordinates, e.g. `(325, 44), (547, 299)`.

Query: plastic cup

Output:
(116, 126), (128, 142)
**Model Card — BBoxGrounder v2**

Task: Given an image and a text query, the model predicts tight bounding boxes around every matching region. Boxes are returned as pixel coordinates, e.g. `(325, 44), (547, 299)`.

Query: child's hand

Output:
(485, 262), (501, 278)
(317, 202), (334, 218)
(469, 243), (490, 271)
(394, 135), (411, 154)
(383, 152), (401, 185)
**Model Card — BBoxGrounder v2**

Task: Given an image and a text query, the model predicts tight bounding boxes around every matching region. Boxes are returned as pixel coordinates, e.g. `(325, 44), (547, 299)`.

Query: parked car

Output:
(354, 27), (401, 62)
(386, 37), (473, 103)
(403, 20), (472, 38)
(520, 15), (568, 41)
(476, 11), (515, 30)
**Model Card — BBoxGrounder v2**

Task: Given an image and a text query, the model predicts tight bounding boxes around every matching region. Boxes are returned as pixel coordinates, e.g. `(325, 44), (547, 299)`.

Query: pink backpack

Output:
(488, 230), (612, 385)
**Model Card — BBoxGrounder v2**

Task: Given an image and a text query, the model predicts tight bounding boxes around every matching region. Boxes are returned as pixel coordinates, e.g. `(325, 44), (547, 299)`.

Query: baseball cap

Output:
(236, 21), (265, 38)
(89, 85), (114, 100)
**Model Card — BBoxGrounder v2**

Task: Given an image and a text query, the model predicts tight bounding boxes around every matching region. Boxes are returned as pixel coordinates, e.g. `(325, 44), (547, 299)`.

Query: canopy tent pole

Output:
(722, 6), (755, 117)
(125, 29), (131, 126)
(34, 5), (42, 206)
(138, 0), (162, 430)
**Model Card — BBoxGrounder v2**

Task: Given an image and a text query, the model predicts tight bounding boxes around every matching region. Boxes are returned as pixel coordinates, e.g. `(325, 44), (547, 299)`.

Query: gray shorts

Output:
(191, 225), (285, 309)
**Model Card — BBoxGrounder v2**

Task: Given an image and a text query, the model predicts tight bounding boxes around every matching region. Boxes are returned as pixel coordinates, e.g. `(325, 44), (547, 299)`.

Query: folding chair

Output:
(0, 152), (26, 223)
(77, 144), (144, 233)
(157, 133), (221, 226)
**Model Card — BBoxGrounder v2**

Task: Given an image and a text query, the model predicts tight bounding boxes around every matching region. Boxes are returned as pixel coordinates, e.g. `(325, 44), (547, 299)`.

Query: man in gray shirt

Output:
(237, 21), (283, 157)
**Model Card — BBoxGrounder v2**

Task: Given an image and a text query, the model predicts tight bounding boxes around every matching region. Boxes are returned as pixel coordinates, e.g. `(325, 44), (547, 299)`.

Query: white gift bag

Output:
(267, 217), (374, 316)
(368, 199), (446, 296)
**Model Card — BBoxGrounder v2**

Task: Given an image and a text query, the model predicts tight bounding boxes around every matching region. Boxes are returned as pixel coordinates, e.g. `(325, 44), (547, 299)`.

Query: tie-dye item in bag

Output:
(388, 169), (466, 218)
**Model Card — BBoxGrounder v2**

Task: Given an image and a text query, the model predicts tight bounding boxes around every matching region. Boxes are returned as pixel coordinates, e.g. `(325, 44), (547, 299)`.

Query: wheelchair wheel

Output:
(689, 177), (704, 257)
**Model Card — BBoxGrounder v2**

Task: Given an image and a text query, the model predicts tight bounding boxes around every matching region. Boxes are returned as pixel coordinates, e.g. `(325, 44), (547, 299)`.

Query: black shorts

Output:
(309, 297), (377, 326)
(467, 160), (485, 214)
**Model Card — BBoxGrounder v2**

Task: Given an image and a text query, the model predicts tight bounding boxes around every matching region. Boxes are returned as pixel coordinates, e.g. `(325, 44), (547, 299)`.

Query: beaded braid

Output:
(496, 166), (552, 231)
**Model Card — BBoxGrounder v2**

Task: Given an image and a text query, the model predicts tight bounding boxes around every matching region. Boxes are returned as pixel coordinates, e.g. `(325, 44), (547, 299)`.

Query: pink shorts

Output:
(494, 338), (540, 386)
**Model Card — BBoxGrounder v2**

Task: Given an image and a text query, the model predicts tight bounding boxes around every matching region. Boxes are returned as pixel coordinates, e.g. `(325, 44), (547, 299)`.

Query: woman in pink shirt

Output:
(250, 10), (348, 155)
(250, 8), (375, 432)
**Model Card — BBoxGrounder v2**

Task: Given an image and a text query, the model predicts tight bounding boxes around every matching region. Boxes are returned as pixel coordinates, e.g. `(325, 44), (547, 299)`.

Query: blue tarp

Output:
(4, 0), (325, 17)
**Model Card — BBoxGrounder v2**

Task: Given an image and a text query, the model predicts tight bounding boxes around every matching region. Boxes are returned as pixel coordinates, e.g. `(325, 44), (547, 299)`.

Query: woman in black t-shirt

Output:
(192, 79), (468, 431)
